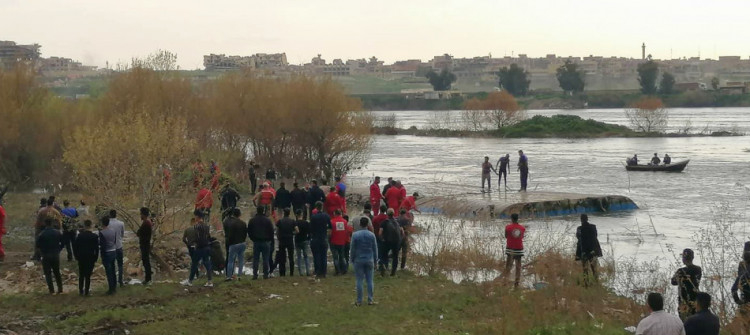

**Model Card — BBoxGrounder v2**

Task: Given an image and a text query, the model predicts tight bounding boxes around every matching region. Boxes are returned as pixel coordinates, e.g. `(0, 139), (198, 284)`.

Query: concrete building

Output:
(0, 41), (41, 69)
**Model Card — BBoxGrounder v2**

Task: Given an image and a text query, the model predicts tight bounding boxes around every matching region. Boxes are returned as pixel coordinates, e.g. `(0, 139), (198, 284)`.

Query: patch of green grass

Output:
(498, 115), (634, 138)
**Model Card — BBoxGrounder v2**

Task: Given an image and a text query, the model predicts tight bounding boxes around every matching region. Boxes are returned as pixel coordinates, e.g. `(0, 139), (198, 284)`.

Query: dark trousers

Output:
(379, 242), (400, 276)
(275, 242), (295, 276)
(344, 242), (350, 268)
(250, 175), (257, 194)
(252, 241), (271, 279)
(141, 245), (152, 283)
(102, 251), (117, 293)
(331, 244), (347, 275)
(310, 239), (328, 277)
(33, 227), (43, 260)
(42, 253), (62, 293)
(115, 248), (124, 286)
(520, 168), (528, 191)
(62, 230), (76, 261)
(498, 170), (507, 188)
(189, 246), (212, 282)
(78, 259), (95, 294)
(400, 232), (410, 269)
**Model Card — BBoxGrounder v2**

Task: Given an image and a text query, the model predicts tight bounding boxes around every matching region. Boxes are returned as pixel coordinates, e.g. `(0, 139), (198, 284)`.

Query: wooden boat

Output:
(625, 159), (689, 172)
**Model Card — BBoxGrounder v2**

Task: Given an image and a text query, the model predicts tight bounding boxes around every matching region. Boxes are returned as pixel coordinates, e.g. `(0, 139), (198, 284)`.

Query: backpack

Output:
(383, 218), (402, 244)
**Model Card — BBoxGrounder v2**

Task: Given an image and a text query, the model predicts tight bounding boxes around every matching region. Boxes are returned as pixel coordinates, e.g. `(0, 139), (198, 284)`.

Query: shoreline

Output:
(372, 126), (745, 139)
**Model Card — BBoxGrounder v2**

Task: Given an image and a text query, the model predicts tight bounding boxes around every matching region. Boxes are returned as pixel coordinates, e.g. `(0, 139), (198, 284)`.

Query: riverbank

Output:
(373, 114), (745, 138)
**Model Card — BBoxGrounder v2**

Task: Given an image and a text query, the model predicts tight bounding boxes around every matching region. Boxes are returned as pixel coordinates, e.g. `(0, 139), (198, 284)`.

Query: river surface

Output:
(352, 108), (750, 269)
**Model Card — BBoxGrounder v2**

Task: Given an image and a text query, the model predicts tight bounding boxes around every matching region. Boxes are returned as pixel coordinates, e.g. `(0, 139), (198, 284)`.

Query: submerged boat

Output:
(625, 159), (689, 172)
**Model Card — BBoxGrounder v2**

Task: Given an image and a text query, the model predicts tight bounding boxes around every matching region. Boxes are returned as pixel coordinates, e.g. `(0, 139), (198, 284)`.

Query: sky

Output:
(2, 0), (750, 69)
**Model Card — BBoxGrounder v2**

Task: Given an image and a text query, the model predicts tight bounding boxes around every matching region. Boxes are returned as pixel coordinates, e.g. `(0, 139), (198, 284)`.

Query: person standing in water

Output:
(517, 150), (529, 192)
(481, 156), (496, 191)
(496, 154), (510, 190)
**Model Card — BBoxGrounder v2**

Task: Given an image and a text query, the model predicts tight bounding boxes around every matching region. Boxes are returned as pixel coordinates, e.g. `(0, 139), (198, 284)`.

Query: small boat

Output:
(625, 159), (690, 172)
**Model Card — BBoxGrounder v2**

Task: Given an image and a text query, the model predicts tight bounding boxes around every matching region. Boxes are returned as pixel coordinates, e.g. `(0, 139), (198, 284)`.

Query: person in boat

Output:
(649, 153), (661, 166)
(663, 154), (671, 165)
(627, 154), (638, 166)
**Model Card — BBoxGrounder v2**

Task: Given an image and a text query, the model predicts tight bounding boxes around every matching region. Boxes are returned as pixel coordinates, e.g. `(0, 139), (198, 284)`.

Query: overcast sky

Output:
(2, 0), (749, 69)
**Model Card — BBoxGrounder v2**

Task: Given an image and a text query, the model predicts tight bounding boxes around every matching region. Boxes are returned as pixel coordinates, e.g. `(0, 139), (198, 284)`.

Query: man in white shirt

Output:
(108, 210), (126, 287)
(636, 292), (685, 335)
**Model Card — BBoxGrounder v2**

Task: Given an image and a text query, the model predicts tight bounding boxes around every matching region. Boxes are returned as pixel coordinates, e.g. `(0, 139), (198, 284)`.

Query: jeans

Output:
(189, 246), (212, 282)
(379, 242), (400, 276)
(42, 253), (62, 293)
(275, 242), (295, 276)
(226, 243), (246, 278)
(252, 241), (271, 279)
(331, 244), (347, 275)
(354, 261), (375, 304)
(310, 238), (329, 277)
(141, 245), (152, 283)
(115, 248), (124, 286)
(296, 240), (311, 276)
(102, 250), (117, 293)
(78, 259), (95, 294)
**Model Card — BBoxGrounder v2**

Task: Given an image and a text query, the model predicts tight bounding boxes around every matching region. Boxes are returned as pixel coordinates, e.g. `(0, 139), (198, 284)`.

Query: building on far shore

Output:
(203, 52), (288, 71)
(0, 40), (41, 69)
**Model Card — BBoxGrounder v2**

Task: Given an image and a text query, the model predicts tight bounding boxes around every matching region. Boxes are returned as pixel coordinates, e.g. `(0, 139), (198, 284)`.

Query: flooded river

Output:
(351, 108), (750, 267)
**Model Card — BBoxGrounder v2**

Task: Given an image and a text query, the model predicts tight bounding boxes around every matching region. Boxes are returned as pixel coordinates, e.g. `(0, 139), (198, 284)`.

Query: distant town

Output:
(3, 40), (750, 95)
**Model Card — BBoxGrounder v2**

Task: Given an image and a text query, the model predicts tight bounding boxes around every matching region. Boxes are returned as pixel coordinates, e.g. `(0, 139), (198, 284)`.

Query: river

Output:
(350, 108), (750, 271)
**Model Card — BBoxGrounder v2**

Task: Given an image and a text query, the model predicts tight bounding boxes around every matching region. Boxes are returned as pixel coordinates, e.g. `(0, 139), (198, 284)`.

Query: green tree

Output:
(659, 72), (675, 95)
(637, 60), (659, 95)
(498, 64), (531, 96)
(711, 77), (720, 90)
(425, 69), (457, 91)
(555, 60), (585, 94)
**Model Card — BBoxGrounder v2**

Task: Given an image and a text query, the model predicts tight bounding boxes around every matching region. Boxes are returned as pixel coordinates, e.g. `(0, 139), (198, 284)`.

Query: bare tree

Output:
(625, 97), (669, 133)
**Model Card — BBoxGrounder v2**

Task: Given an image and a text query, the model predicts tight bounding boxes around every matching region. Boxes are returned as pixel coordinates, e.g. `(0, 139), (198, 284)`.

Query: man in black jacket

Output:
(575, 214), (602, 287)
(274, 182), (292, 219)
(290, 183), (308, 220)
(73, 219), (99, 296)
(307, 180), (326, 212)
(137, 207), (153, 285)
(248, 206), (274, 279)
(683, 292), (720, 335)
(37, 218), (64, 294)
(224, 208), (247, 281)
(309, 202), (332, 278)
(220, 184), (241, 222)
(275, 208), (296, 277)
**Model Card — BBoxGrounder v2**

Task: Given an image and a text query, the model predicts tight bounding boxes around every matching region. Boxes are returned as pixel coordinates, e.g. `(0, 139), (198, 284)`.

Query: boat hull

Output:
(625, 160), (689, 172)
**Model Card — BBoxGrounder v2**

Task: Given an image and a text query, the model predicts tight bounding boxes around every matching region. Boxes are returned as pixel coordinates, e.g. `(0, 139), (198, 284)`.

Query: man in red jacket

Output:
(369, 177), (383, 216)
(399, 192), (420, 224)
(385, 180), (401, 211)
(504, 213), (526, 288)
(329, 210), (351, 275)
(325, 187), (344, 216)
(195, 187), (214, 223)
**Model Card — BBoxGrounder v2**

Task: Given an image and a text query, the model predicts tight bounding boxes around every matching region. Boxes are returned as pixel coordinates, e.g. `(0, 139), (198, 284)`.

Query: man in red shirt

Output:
(253, 184), (276, 219)
(399, 192), (420, 224)
(329, 210), (351, 275)
(369, 177), (383, 216)
(504, 213), (525, 287)
(397, 181), (406, 206)
(325, 187), (344, 216)
(195, 187), (214, 223)
(385, 180), (401, 211)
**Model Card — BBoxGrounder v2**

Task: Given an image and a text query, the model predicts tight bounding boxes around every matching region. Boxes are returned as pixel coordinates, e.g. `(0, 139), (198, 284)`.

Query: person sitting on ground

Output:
(670, 248), (701, 320)
(576, 214), (602, 287)
(650, 153), (661, 166)
(683, 292), (720, 335)
(635, 292), (685, 335)
(351, 217), (378, 306)
(663, 154), (672, 165)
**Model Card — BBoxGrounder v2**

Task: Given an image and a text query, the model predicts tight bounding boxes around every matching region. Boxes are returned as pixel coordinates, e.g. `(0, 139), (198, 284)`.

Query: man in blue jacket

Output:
(350, 217), (378, 306)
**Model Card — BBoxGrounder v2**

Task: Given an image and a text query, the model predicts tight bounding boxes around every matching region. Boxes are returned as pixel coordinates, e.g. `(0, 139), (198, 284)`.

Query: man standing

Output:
(307, 180), (326, 214)
(290, 183), (308, 221)
(99, 217), (118, 295)
(351, 204), (374, 233)
(248, 162), (258, 194)
(399, 192), (420, 224)
(481, 156), (496, 191)
(378, 208), (403, 277)
(38, 218), (64, 295)
(505, 213), (525, 287)
(187, 210), (214, 287)
(351, 217), (378, 306)
(576, 214), (603, 287)
(496, 154), (510, 190)
(309, 202), (331, 278)
(294, 209), (311, 276)
(274, 182), (292, 220)
(397, 209), (413, 270)
(181, 219), (198, 285)
(108, 210), (126, 288)
(635, 293), (685, 335)
(60, 200), (79, 262)
(137, 207), (153, 285)
(247, 206), (274, 280)
(517, 150), (529, 192)
(329, 210), (350, 275)
(275, 208), (296, 277)
(381, 177), (394, 198)
(220, 183), (241, 222)
(325, 186), (344, 216)
(224, 208), (247, 281)
(195, 187), (214, 223)
(253, 184), (275, 217)
(670, 249), (702, 320)
(384, 180), (401, 212)
(369, 177), (383, 216)
(683, 292), (720, 335)
(73, 219), (98, 296)
(35, 198), (62, 261)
